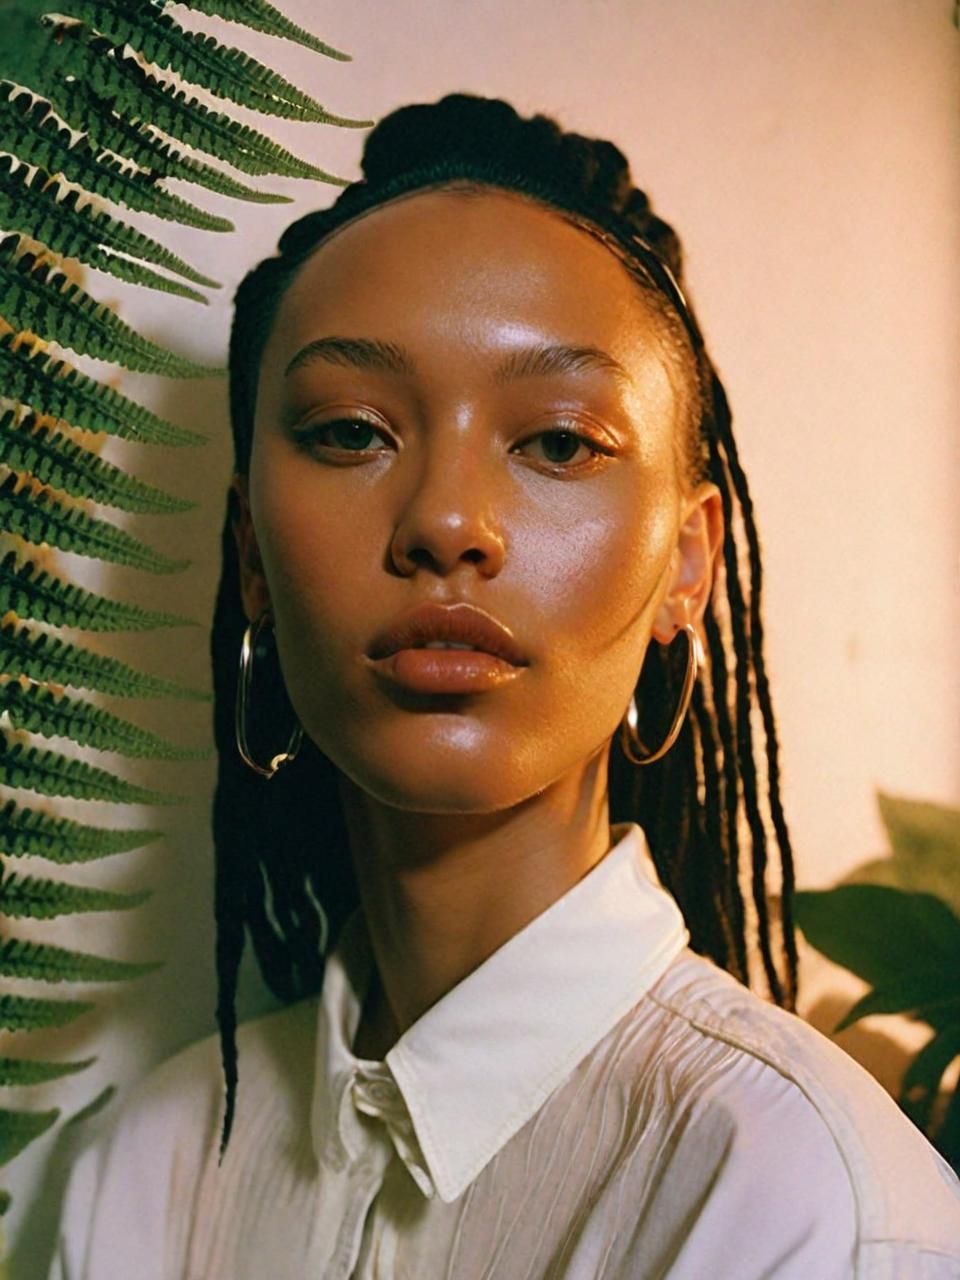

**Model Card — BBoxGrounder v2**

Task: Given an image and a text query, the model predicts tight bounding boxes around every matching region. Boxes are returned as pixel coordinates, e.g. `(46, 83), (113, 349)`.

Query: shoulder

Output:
(51, 998), (319, 1279)
(634, 949), (960, 1262)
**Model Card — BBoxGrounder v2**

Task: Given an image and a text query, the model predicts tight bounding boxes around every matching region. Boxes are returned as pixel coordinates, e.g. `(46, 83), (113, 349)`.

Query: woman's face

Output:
(233, 187), (722, 812)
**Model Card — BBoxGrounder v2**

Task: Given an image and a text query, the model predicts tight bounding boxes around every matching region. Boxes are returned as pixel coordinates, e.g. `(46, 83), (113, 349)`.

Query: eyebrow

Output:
(283, 336), (632, 387)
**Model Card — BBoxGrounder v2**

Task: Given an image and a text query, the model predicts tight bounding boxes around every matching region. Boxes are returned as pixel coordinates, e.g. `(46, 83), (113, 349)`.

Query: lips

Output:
(367, 602), (529, 666)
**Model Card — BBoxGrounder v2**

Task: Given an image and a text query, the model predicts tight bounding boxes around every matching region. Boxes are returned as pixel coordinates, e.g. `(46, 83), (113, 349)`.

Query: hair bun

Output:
(357, 92), (681, 276)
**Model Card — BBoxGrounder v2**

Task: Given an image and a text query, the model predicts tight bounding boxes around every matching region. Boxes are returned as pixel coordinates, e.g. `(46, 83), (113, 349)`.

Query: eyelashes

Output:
(291, 416), (616, 472)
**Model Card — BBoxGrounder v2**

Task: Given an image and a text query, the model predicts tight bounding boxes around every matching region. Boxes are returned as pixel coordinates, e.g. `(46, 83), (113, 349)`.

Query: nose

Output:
(388, 450), (507, 580)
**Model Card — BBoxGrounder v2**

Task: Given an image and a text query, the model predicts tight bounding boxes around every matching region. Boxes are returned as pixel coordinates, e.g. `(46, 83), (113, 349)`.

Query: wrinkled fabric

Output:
(50, 823), (960, 1279)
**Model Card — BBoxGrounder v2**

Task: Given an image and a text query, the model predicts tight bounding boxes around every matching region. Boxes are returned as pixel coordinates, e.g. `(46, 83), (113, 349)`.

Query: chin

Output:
(341, 756), (534, 816)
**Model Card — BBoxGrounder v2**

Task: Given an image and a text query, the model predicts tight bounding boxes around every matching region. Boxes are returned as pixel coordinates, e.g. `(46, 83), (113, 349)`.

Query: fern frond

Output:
(0, 237), (221, 376)
(49, 80), (294, 204)
(0, 414), (196, 516)
(0, 1107), (59, 1167)
(0, 474), (191, 575)
(0, 618), (210, 701)
(0, 333), (207, 447)
(0, 797), (163, 865)
(0, 1055), (95, 1086)
(0, 938), (160, 984)
(0, 730), (185, 806)
(183, 0), (352, 60)
(0, 679), (211, 760)
(0, 550), (199, 631)
(0, 83), (235, 232)
(0, 155), (220, 291)
(0, 993), (93, 1032)
(0, 870), (149, 919)
(66, 38), (354, 180)
(64, 3), (343, 122)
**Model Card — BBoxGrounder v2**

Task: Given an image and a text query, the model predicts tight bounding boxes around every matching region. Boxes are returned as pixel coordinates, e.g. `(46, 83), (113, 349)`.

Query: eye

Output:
(294, 417), (392, 454)
(514, 427), (612, 469)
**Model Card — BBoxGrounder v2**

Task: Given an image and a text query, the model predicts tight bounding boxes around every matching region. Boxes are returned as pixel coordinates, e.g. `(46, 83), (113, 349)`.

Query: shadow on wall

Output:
(9, 357), (281, 1280)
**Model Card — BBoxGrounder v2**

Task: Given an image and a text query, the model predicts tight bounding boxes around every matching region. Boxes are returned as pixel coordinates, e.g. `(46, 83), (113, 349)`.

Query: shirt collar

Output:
(310, 821), (689, 1203)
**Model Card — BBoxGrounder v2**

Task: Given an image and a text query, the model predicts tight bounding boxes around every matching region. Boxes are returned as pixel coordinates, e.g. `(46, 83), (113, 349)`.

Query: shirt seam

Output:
(644, 983), (868, 1253)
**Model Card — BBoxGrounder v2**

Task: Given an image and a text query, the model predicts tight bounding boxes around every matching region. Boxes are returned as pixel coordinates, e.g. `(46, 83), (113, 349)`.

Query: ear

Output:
(230, 473), (271, 623)
(651, 481), (725, 644)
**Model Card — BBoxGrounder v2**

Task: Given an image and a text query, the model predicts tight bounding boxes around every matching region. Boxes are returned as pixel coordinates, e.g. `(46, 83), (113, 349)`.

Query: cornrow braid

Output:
(211, 91), (800, 1158)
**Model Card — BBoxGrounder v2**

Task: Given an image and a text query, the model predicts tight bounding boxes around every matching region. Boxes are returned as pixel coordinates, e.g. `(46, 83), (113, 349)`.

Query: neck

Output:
(338, 749), (613, 1058)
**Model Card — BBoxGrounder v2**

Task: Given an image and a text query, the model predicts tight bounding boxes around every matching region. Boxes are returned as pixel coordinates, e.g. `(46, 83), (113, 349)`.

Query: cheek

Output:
(517, 467), (678, 667)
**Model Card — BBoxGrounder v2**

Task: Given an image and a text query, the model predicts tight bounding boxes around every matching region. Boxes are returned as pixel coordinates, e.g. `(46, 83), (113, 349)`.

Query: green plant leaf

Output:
(0, 333), (207, 447)
(0, 797), (163, 865)
(793, 884), (960, 1030)
(0, 474), (190, 575)
(832, 974), (960, 1032)
(0, 1054), (95, 1086)
(0, 938), (160, 984)
(186, 0), (353, 59)
(0, 869), (150, 919)
(0, 679), (211, 760)
(0, 82), (235, 232)
(0, 155), (219, 292)
(0, 1107), (59, 1167)
(47, 79), (295, 203)
(0, 413), (196, 516)
(0, 617), (211, 701)
(0, 993), (93, 1032)
(898, 1024), (960, 1135)
(0, 236), (221, 375)
(0, 550), (200, 632)
(65, 2), (343, 122)
(0, 730), (185, 806)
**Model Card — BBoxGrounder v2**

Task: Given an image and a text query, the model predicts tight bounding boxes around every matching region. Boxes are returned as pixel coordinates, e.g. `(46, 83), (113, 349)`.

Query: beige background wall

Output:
(3, 1), (958, 1272)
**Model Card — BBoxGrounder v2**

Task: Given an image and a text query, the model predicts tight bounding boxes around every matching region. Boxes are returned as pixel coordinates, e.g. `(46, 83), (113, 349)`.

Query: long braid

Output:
(210, 92), (801, 1156)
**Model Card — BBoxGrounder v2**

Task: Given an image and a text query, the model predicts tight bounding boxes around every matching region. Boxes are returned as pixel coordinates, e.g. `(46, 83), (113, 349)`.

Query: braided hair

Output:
(211, 92), (800, 1158)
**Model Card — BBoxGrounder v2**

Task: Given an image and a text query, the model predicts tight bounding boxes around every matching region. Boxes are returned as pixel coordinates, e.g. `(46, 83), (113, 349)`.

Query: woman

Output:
(52, 93), (960, 1279)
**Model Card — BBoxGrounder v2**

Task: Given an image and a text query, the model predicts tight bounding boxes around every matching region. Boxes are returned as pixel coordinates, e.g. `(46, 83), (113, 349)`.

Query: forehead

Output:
(266, 187), (665, 361)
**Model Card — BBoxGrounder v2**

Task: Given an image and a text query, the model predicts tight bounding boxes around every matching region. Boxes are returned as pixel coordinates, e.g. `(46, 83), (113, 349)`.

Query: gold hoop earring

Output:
(620, 622), (704, 766)
(235, 607), (303, 779)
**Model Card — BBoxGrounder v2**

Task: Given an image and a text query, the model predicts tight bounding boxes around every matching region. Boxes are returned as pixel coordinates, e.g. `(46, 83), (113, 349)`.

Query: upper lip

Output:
(367, 602), (529, 666)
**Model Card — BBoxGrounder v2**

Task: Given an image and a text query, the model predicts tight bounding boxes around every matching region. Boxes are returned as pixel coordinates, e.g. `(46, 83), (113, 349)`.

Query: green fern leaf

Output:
(0, 413), (195, 516)
(0, 550), (199, 631)
(56, 37), (356, 180)
(66, 2), (344, 122)
(0, 474), (190, 575)
(0, 1107), (59, 1167)
(0, 730), (185, 806)
(185, 0), (352, 59)
(0, 83), (235, 232)
(0, 937), (161, 984)
(0, 993), (93, 1032)
(48, 79), (295, 204)
(0, 797), (162, 865)
(0, 237), (221, 376)
(0, 155), (219, 292)
(0, 618), (211, 701)
(0, 333), (207, 447)
(0, 1055), (95, 1086)
(0, 869), (149, 919)
(0, 679), (211, 760)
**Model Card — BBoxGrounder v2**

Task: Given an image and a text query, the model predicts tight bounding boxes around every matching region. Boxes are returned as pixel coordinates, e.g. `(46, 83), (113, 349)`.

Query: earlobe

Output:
(229, 473), (271, 622)
(652, 482), (724, 644)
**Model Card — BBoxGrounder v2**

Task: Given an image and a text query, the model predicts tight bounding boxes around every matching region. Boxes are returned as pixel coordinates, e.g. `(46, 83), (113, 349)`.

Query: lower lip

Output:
(369, 648), (524, 694)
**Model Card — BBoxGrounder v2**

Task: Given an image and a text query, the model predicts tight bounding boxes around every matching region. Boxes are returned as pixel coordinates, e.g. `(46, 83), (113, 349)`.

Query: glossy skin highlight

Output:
(231, 187), (724, 1051)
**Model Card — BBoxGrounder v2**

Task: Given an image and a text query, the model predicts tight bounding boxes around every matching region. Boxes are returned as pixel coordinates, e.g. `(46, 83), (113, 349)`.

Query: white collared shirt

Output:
(50, 823), (960, 1279)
